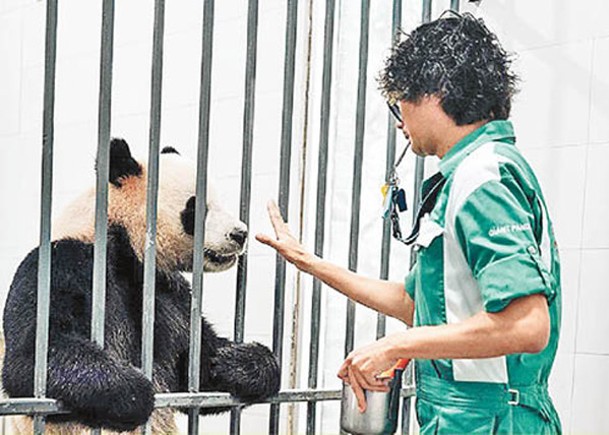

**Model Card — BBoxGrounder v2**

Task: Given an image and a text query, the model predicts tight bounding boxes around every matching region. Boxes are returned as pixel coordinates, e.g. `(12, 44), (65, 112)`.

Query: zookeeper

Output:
(257, 12), (562, 434)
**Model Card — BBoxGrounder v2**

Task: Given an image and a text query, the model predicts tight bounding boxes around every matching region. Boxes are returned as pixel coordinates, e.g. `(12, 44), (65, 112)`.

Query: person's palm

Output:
(255, 201), (314, 272)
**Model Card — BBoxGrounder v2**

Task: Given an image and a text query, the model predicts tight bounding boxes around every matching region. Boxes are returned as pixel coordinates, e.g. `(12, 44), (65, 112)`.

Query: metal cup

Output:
(340, 369), (403, 435)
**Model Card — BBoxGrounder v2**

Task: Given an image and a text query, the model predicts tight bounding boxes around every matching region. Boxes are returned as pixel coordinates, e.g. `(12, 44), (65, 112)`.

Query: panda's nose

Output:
(228, 228), (248, 247)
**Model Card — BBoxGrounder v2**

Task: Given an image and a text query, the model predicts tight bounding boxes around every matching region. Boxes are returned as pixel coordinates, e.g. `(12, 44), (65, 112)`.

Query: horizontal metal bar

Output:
(156, 389), (341, 408)
(0, 387), (416, 416)
(0, 399), (67, 416)
(156, 387), (416, 408)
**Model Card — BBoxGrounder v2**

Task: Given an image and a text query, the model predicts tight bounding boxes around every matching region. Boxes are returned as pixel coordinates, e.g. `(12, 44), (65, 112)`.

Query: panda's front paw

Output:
(210, 342), (280, 402)
(72, 368), (155, 431)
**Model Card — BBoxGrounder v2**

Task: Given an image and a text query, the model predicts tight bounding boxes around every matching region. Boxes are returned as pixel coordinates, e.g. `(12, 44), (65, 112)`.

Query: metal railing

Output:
(0, 0), (461, 434)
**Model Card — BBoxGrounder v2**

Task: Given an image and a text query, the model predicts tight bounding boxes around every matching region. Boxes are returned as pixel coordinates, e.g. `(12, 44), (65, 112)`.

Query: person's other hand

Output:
(337, 338), (398, 413)
(255, 200), (316, 273)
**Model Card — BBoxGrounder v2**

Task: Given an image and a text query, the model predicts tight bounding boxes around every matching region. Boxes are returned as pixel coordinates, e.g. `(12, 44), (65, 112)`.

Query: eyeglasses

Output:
(387, 101), (402, 123)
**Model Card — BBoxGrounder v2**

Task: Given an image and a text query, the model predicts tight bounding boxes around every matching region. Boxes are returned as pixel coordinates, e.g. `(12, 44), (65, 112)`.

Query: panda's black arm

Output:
(174, 318), (280, 415)
(205, 340), (281, 403)
(2, 333), (155, 432)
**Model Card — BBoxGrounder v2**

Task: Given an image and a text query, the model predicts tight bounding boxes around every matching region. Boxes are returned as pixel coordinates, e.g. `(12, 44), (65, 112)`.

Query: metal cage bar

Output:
(32, 0), (59, 433)
(140, 0), (166, 434)
(234, 0), (260, 348)
(187, 0), (215, 433)
(0, 386), (416, 414)
(344, 0), (371, 359)
(231, 0), (260, 432)
(91, 0), (115, 349)
(377, 0), (403, 341)
(91, 2), (116, 434)
(306, 0), (336, 432)
(268, 0), (299, 432)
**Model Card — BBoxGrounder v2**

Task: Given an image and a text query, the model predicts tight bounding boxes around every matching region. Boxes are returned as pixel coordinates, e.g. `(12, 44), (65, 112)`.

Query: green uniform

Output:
(404, 120), (562, 434)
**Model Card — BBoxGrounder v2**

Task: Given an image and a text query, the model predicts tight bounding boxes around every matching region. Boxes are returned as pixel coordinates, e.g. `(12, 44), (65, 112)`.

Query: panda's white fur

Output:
(52, 151), (247, 273)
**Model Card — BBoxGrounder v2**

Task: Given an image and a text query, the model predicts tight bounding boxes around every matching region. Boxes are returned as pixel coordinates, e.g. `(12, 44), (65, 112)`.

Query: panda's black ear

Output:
(161, 146), (180, 155)
(109, 138), (142, 187)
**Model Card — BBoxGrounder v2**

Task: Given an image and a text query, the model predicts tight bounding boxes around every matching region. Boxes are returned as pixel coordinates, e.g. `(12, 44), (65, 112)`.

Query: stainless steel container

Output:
(340, 369), (403, 435)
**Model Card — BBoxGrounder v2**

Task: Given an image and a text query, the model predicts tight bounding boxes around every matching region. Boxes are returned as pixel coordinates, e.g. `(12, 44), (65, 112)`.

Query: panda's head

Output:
(53, 138), (247, 273)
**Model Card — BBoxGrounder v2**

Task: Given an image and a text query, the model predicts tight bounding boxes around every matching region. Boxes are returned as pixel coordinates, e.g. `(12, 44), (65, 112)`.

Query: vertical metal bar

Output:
(377, 0), (403, 341)
(344, 0), (370, 358)
(401, 395), (412, 435)
(268, 0), (299, 432)
(306, 0), (336, 433)
(231, 0), (259, 432)
(422, 0), (432, 23)
(140, 1), (165, 434)
(233, 0), (259, 349)
(409, 0), (432, 263)
(33, 1), (58, 433)
(91, 3), (115, 435)
(91, 0), (115, 348)
(188, 0), (215, 433)
(450, 0), (460, 11)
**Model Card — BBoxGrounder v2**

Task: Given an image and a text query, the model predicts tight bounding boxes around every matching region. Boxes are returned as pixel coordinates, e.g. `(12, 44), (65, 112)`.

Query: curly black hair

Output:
(379, 13), (519, 125)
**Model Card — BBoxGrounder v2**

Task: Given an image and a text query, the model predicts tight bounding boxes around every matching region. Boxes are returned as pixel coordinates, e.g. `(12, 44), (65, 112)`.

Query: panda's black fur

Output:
(2, 139), (280, 433)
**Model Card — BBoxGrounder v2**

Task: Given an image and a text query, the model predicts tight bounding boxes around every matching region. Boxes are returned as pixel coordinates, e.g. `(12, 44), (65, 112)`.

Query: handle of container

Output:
(377, 358), (410, 380)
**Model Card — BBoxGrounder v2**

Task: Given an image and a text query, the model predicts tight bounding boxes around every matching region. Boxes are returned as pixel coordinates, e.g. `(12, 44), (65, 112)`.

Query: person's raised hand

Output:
(255, 201), (317, 273)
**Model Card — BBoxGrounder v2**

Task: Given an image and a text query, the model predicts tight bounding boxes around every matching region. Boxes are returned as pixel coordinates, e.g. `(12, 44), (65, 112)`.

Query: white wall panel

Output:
(589, 37), (609, 144)
(576, 249), (609, 354)
(523, 146), (587, 250)
(0, 10), (22, 136)
(582, 144), (609, 249)
(571, 354), (609, 434)
(511, 42), (593, 149)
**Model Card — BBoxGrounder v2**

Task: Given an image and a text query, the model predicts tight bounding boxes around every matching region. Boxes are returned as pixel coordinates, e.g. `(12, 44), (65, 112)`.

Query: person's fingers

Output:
(348, 366), (367, 413)
(351, 368), (374, 391)
(351, 367), (388, 392)
(338, 358), (351, 377)
(255, 233), (279, 250)
(266, 200), (290, 237)
(337, 357), (351, 383)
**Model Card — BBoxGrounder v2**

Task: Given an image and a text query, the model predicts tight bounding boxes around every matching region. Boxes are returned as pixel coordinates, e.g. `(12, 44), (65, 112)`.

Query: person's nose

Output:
(396, 122), (410, 140)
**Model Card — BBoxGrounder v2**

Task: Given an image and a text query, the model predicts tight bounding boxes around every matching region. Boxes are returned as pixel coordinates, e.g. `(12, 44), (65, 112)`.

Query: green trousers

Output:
(415, 376), (562, 435)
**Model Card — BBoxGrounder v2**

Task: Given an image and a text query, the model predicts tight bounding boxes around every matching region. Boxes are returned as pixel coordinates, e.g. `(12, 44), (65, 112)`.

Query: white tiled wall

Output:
(571, 354), (609, 434)
(1, 0), (608, 434)
(582, 144), (609, 249)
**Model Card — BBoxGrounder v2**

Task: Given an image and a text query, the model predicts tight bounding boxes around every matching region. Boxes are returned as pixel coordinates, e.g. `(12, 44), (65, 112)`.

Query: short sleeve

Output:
(454, 178), (556, 313)
(404, 261), (418, 301)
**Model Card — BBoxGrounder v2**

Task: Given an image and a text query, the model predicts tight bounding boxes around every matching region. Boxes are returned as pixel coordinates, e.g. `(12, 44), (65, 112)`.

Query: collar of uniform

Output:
(438, 120), (516, 178)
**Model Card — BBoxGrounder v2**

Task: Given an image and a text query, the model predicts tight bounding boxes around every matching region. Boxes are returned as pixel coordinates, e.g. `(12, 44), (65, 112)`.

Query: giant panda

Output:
(2, 138), (280, 434)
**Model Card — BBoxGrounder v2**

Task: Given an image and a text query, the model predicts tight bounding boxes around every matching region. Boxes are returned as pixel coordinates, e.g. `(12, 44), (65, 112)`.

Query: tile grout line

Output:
(567, 35), (597, 433)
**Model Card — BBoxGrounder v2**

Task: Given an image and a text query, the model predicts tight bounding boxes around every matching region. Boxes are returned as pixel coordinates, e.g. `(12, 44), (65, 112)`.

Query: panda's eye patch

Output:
(181, 196), (196, 236)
